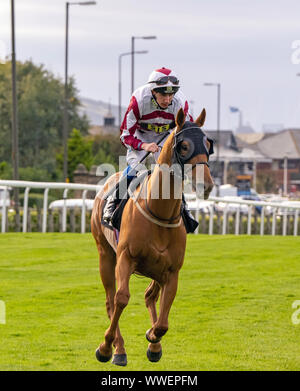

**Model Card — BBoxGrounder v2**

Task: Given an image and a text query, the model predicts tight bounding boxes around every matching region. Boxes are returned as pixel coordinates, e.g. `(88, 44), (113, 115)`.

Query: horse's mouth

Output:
(192, 183), (212, 200)
(204, 191), (210, 200)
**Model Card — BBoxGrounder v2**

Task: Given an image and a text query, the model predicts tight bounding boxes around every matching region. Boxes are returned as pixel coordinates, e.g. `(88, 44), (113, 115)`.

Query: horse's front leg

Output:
(146, 271), (179, 343)
(101, 289), (127, 365)
(95, 243), (126, 366)
(145, 280), (162, 362)
(98, 251), (133, 363)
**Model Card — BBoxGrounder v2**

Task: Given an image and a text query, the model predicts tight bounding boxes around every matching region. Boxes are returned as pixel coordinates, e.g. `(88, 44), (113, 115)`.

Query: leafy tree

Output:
(93, 148), (116, 168)
(0, 64), (12, 162)
(92, 134), (126, 170)
(0, 60), (90, 180)
(0, 161), (12, 179)
(56, 128), (93, 181)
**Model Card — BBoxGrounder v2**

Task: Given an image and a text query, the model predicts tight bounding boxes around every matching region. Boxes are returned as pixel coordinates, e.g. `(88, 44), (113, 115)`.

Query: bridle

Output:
(172, 124), (214, 179)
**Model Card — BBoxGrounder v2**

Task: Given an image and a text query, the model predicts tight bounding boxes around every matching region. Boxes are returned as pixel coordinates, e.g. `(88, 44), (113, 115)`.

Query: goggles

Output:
(149, 76), (179, 86)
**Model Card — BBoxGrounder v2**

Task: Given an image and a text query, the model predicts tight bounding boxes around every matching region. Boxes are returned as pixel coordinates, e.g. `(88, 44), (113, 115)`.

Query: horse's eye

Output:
(180, 141), (190, 157)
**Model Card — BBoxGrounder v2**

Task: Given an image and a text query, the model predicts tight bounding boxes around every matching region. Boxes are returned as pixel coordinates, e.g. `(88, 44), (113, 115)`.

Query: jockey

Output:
(102, 67), (198, 232)
(120, 67), (193, 167)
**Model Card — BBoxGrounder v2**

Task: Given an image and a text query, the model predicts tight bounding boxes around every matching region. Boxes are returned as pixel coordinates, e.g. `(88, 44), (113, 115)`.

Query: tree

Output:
(0, 60), (90, 180)
(0, 162), (12, 179)
(57, 128), (93, 182)
(92, 134), (126, 170)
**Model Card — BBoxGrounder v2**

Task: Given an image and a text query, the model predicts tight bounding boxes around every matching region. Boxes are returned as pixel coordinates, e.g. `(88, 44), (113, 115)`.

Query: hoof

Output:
(112, 353), (127, 366)
(147, 347), (162, 363)
(95, 348), (112, 363)
(146, 328), (161, 344)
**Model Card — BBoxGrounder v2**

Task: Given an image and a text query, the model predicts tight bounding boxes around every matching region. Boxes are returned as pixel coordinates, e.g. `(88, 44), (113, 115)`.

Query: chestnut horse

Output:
(91, 108), (214, 366)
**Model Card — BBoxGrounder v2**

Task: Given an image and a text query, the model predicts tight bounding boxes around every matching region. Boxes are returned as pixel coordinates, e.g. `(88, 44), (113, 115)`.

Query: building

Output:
(79, 97), (123, 136)
(205, 130), (270, 189)
(255, 129), (300, 194)
(79, 96), (300, 195)
(208, 128), (300, 195)
(88, 104), (120, 137)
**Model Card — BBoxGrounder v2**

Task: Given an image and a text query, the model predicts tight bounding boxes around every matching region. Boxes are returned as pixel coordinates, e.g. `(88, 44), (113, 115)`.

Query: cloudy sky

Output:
(1, 0), (300, 132)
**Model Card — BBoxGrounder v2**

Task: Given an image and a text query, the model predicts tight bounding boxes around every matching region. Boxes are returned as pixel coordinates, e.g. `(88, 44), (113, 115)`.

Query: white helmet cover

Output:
(147, 67), (180, 93)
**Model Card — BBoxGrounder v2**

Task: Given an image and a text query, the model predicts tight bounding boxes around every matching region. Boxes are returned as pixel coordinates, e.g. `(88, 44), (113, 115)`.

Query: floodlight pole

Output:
(204, 82), (221, 196)
(119, 50), (148, 127)
(11, 0), (20, 230)
(131, 35), (156, 93)
(63, 1), (96, 182)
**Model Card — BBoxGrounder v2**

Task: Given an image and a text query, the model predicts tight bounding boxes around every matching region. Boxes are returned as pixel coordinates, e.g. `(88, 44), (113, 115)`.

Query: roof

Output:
(235, 133), (265, 146)
(258, 129), (300, 159)
(88, 124), (119, 136)
(235, 124), (255, 134)
(205, 130), (239, 151)
(210, 145), (270, 162)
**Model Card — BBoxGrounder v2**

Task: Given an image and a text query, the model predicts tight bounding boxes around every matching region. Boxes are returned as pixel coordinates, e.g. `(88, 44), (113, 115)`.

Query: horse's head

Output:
(173, 108), (214, 199)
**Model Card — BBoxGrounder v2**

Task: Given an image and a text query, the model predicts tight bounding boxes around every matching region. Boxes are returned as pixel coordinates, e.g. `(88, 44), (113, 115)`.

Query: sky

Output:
(1, 0), (300, 132)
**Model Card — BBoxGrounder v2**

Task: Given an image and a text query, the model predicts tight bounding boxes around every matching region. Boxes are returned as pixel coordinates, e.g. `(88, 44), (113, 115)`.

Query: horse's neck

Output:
(146, 166), (182, 221)
(146, 133), (182, 220)
(157, 132), (174, 167)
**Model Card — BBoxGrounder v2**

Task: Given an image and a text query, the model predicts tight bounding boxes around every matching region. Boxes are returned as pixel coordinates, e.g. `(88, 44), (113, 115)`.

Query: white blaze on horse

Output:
(91, 108), (214, 366)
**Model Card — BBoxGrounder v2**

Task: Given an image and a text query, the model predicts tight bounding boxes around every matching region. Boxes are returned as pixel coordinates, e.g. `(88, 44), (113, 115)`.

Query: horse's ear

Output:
(195, 108), (206, 127)
(175, 108), (186, 131)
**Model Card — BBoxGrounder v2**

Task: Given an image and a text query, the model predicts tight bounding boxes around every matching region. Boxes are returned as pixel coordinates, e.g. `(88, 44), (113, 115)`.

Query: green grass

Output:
(0, 233), (300, 371)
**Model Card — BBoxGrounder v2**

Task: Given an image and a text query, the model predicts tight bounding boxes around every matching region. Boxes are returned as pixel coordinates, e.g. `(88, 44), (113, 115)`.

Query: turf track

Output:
(0, 233), (300, 370)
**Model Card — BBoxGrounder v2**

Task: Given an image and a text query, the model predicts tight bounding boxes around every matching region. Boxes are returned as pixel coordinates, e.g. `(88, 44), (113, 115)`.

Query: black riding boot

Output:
(102, 174), (136, 223)
(102, 187), (120, 223)
(181, 193), (199, 233)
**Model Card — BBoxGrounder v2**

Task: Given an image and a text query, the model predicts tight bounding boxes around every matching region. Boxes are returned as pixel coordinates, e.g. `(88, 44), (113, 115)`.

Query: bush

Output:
(19, 192), (56, 208)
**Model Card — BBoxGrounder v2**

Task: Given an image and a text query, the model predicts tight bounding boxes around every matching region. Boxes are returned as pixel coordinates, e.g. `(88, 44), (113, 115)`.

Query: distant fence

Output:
(1, 180), (300, 236)
(192, 197), (300, 236)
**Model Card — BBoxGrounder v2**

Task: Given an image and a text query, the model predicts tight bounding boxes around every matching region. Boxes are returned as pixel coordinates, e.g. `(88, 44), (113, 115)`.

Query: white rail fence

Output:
(1, 180), (300, 236)
(193, 196), (300, 237)
(0, 180), (101, 234)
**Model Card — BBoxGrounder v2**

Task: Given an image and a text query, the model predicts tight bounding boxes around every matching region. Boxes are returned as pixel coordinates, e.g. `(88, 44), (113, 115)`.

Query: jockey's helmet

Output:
(147, 67), (180, 94)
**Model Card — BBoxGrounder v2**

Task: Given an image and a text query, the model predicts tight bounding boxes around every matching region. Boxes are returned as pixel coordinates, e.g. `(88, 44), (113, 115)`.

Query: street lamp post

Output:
(63, 1), (96, 182)
(204, 82), (221, 195)
(118, 50), (148, 127)
(10, 0), (20, 230)
(131, 35), (156, 94)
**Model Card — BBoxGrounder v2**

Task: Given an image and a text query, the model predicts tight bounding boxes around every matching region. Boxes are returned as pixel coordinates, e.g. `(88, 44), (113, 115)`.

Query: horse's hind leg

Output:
(99, 251), (134, 364)
(95, 242), (126, 365)
(145, 280), (160, 324)
(145, 281), (162, 362)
